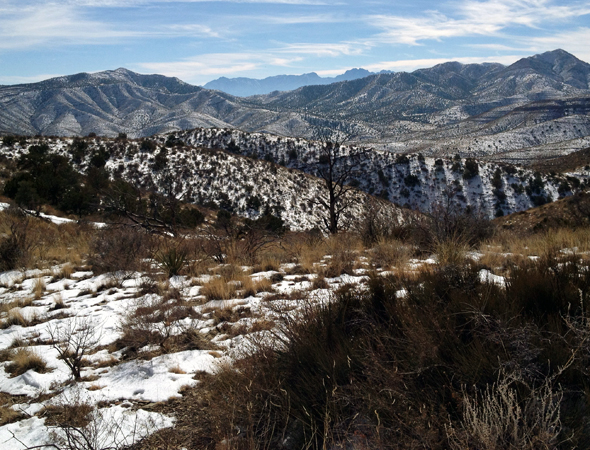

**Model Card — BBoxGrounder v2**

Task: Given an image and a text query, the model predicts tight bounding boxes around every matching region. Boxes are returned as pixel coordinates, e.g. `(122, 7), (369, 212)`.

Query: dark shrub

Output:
(87, 226), (150, 275)
(181, 255), (590, 449)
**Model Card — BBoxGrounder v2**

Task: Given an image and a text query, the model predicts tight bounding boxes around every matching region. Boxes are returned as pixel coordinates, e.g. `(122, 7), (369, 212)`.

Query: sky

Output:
(0, 0), (589, 86)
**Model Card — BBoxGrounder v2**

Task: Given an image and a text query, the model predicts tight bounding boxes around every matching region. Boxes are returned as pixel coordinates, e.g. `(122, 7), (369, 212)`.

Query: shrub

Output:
(175, 255), (590, 449)
(155, 245), (187, 277)
(462, 158), (479, 179)
(88, 226), (150, 276)
(403, 174), (420, 187)
(0, 209), (32, 271)
(117, 295), (194, 354)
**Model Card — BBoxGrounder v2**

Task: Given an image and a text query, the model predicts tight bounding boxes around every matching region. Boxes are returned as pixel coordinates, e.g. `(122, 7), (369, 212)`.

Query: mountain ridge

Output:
(203, 68), (376, 96)
(0, 49), (589, 163)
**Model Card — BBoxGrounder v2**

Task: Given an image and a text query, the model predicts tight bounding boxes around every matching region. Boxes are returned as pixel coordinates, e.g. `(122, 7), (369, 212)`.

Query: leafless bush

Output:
(354, 196), (409, 246)
(40, 391), (165, 450)
(411, 189), (494, 257)
(117, 294), (194, 354)
(87, 226), (151, 277)
(47, 316), (102, 380)
(446, 369), (564, 450)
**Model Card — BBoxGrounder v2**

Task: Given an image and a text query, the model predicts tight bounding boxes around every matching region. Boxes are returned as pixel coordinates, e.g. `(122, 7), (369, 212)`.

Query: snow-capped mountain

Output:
(0, 50), (589, 162)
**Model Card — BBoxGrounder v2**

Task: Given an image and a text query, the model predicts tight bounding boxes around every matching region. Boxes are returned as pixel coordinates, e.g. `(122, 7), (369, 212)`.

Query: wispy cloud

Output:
(64, 0), (332, 6)
(524, 27), (590, 62)
(367, 0), (590, 45)
(0, 3), (140, 49)
(277, 43), (365, 57)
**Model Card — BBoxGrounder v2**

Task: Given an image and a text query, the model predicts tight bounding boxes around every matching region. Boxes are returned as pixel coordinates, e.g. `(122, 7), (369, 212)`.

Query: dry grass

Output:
(487, 227), (590, 257)
(51, 293), (66, 310)
(0, 393), (24, 426)
(252, 255), (282, 273)
(2, 213), (92, 270)
(210, 306), (242, 325)
(201, 277), (239, 301)
(0, 296), (33, 315)
(42, 402), (94, 429)
(201, 264), (276, 300)
(249, 319), (276, 333)
(5, 348), (50, 377)
(241, 276), (273, 298)
(433, 238), (469, 266)
(0, 309), (29, 329)
(58, 263), (74, 280)
(169, 365), (186, 374)
(370, 239), (414, 270)
(32, 277), (46, 300)
(296, 240), (328, 274)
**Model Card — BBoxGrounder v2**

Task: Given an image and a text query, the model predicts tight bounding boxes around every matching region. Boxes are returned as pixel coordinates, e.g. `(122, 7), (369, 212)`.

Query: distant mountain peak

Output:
(203, 68), (376, 96)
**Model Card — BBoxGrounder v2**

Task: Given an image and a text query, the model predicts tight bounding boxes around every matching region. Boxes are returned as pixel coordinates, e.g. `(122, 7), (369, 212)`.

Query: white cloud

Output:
(64, 0), (332, 5)
(0, 3), (141, 49)
(367, 0), (590, 46)
(523, 27), (590, 63)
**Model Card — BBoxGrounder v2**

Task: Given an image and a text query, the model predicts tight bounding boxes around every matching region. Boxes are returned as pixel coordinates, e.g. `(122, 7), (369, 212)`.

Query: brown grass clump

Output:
(370, 239), (414, 270)
(0, 404), (23, 426)
(0, 296), (33, 315)
(0, 393), (24, 426)
(58, 263), (74, 280)
(201, 277), (239, 301)
(252, 256), (281, 273)
(5, 348), (50, 377)
(33, 277), (46, 300)
(169, 366), (186, 374)
(241, 277), (273, 298)
(200, 265), (274, 300)
(42, 402), (94, 429)
(433, 237), (468, 267)
(1, 309), (29, 329)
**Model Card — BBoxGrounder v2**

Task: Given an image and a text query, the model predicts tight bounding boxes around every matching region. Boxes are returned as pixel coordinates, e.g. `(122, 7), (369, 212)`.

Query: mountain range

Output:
(0, 49), (589, 162)
(203, 68), (375, 96)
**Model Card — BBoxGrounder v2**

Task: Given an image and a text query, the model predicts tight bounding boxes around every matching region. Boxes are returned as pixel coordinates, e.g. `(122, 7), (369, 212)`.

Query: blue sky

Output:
(0, 0), (589, 86)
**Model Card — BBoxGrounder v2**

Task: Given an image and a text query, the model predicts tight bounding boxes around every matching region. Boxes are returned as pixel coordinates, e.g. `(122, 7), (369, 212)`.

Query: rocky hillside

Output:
(0, 135), (404, 231)
(2, 129), (588, 223)
(177, 127), (590, 218)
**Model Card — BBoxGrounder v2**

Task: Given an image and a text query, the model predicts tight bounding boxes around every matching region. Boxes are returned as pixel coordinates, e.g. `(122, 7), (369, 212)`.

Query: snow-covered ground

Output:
(0, 252), (375, 449)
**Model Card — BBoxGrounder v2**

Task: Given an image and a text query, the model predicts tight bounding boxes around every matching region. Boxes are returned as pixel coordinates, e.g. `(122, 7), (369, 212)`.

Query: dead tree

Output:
(312, 127), (367, 234)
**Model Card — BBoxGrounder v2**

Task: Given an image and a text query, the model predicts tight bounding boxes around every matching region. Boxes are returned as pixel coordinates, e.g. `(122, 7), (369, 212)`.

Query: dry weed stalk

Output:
(447, 368), (564, 450)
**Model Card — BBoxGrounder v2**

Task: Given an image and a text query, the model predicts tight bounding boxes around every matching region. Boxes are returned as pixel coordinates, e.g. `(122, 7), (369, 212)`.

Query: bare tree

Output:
(311, 127), (368, 234)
